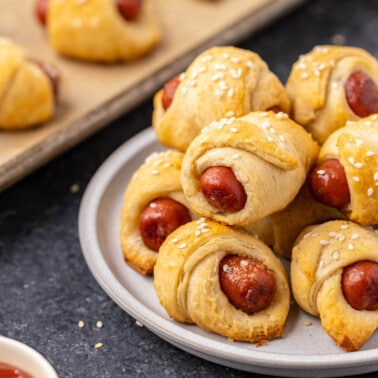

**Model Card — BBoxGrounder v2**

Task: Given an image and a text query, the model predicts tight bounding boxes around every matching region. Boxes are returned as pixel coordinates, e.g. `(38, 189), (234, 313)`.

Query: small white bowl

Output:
(0, 335), (58, 378)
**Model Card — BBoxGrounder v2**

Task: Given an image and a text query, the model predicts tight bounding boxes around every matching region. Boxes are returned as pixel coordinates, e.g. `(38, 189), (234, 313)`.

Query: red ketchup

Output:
(0, 362), (33, 378)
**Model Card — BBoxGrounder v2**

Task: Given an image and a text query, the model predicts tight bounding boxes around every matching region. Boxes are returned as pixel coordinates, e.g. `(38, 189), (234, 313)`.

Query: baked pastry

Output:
(308, 114), (378, 226)
(291, 220), (378, 352)
(36, 0), (161, 63)
(286, 45), (378, 144)
(152, 46), (290, 151)
(0, 37), (59, 130)
(120, 150), (197, 275)
(181, 111), (319, 227)
(247, 180), (345, 260)
(153, 218), (290, 344)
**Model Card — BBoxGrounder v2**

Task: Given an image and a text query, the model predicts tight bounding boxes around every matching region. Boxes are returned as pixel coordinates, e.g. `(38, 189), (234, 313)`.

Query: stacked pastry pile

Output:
(119, 45), (378, 351)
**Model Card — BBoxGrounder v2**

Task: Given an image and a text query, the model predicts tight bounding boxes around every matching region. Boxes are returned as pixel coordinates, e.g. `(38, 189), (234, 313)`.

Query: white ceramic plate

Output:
(78, 127), (378, 378)
(0, 336), (58, 378)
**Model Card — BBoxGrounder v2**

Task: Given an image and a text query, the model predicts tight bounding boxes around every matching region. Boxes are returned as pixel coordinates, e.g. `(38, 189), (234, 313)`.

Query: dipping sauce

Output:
(0, 362), (33, 378)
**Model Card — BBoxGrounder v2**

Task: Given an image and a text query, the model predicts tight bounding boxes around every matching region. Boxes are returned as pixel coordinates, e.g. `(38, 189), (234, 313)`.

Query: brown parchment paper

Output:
(0, 0), (303, 190)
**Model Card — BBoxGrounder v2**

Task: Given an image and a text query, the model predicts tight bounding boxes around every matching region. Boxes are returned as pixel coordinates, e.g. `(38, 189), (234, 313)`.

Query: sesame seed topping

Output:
(151, 169), (159, 175)
(225, 111), (235, 117)
(367, 187), (374, 196)
(201, 228), (210, 233)
(332, 251), (340, 260)
(348, 243), (354, 250)
(178, 243), (187, 249)
(232, 153), (240, 159)
(267, 136), (273, 142)
(195, 230), (201, 236)
(320, 239), (330, 246)
(366, 151), (375, 157)
(228, 88), (234, 97)
(223, 264), (229, 272)
(78, 320), (85, 328)
(351, 233), (359, 240)
(340, 224), (349, 230)
(94, 343), (103, 349)
(348, 157), (355, 164)
(240, 259), (248, 266)
(374, 172), (378, 181)
(338, 235), (345, 242)
(300, 72), (309, 79)
(171, 237), (179, 243)
(276, 112), (289, 119)
(317, 169), (326, 175)
(135, 320), (143, 327)
(149, 202), (157, 208)
(354, 162), (363, 168)
(96, 321), (103, 328)
(328, 232), (338, 237)
(230, 127), (238, 133)
(352, 176), (360, 182)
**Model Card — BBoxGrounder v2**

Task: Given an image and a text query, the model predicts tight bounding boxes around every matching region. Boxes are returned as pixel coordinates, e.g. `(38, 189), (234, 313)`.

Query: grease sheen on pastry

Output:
(286, 45), (378, 144)
(47, 0), (161, 62)
(291, 220), (378, 352)
(181, 111), (319, 226)
(153, 46), (290, 151)
(153, 219), (290, 344)
(0, 38), (55, 130)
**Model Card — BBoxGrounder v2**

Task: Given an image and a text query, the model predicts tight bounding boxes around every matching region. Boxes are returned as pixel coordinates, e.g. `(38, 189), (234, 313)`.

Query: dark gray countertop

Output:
(1, 1), (378, 377)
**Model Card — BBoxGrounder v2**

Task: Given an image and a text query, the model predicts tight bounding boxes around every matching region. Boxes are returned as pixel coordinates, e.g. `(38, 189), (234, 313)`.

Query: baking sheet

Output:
(0, 0), (303, 190)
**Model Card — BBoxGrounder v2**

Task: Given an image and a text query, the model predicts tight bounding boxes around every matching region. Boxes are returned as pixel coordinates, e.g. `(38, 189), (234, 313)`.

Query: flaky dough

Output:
(0, 38), (55, 130)
(153, 46), (290, 152)
(317, 114), (378, 225)
(153, 219), (290, 344)
(286, 45), (378, 144)
(291, 220), (378, 352)
(120, 150), (197, 275)
(181, 111), (319, 226)
(47, 0), (161, 62)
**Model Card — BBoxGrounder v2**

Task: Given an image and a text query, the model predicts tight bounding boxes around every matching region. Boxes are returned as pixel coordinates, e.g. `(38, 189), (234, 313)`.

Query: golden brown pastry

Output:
(38, 0), (161, 63)
(153, 46), (290, 152)
(0, 37), (58, 130)
(120, 150), (197, 275)
(308, 114), (378, 226)
(247, 180), (345, 259)
(153, 218), (290, 344)
(286, 45), (378, 144)
(181, 111), (319, 227)
(291, 220), (378, 352)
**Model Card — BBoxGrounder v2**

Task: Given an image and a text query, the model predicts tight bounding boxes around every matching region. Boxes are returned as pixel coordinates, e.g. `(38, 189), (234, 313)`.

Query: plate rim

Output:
(78, 127), (378, 376)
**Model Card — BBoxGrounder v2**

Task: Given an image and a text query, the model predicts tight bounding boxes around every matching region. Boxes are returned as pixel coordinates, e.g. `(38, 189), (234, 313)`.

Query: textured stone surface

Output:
(1, 1), (378, 377)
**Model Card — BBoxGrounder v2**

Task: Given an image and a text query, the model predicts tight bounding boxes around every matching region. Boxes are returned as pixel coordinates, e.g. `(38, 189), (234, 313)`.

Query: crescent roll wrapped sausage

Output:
(181, 111), (319, 226)
(247, 180), (345, 260)
(291, 220), (378, 352)
(309, 114), (378, 226)
(120, 150), (197, 275)
(153, 218), (290, 344)
(286, 45), (378, 144)
(153, 46), (290, 152)
(38, 0), (161, 63)
(0, 38), (59, 130)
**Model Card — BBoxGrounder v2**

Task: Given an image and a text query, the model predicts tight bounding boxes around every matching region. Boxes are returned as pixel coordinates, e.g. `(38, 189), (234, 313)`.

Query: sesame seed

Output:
(354, 162), (363, 168)
(367, 188), (374, 196)
(278, 135), (285, 141)
(78, 320), (85, 328)
(276, 112), (288, 119)
(320, 239), (330, 246)
(267, 136), (273, 142)
(149, 202), (157, 208)
(201, 228), (210, 233)
(317, 169), (326, 175)
(195, 230), (201, 236)
(151, 170), (159, 175)
(178, 243), (187, 249)
(94, 343), (103, 349)
(230, 57), (240, 63)
(328, 232), (338, 237)
(364, 121), (372, 126)
(340, 224), (349, 230)
(338, 235), (345, 242)
(331, 82), (338, 89)
(232, 153), (240, 159)
(135, 320), (143, 327)
(352, 176), (360, 182)
(227, 88), (234, 97)
(246, 60), (255, 69)
(348, 157), (355, 164)
(303, 321), (313, 326)
(96, 321), (103, 328)
(348, 243), (354, 250)
(225, 111), (235, 117)
(366, 151), (375, 157)
(171, 237), (179, 243)
(70, 183), (80, 193)
(301, 72), (309, 79)
(332, 251), (340, 260)
(374, 172), (378, 181)
(230, 127), (238, 133)
(223, 264), (229, 272)
(351, 233), (359, 240)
